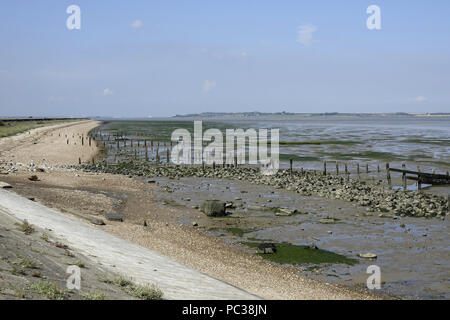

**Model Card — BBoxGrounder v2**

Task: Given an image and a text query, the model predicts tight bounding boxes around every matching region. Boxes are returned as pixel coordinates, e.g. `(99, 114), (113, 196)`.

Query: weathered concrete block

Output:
(200, 200), (226, 217)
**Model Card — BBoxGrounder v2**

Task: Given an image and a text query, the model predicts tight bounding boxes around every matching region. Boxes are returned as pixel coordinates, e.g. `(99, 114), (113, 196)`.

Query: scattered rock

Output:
(358, 252), (377, 259)
(319, 218), (336, 224)
(28, 175), (39, 181)
(275, 208), (297, 216)
(308, 243), (319, 250)
(200, 200), (226, 217)
(0, 181), (12, 189)
(104, 213), (124, 222)
(257, 243), (277, 254)
(192, 221), (198, 227)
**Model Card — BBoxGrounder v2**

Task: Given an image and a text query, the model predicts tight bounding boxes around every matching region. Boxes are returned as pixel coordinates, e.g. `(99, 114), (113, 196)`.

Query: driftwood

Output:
(390, 168), (450, 185)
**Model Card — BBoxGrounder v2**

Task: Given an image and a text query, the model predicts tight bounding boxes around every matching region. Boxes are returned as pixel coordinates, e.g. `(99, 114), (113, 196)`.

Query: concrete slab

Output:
(0, 189), (260, 300)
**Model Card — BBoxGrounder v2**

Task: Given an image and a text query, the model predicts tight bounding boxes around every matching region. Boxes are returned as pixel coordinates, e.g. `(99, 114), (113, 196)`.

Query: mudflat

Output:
(0, 120), (377, 300)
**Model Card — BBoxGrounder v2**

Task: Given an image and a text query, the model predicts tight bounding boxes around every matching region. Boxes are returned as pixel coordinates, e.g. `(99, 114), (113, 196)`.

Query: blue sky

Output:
(1, 0), (449, 117)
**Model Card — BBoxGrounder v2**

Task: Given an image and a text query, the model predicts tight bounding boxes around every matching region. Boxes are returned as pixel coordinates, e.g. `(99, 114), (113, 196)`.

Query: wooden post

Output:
(357, 163), (360, 176)
(166, 148), (170, 163)
(213, 162), (216, 171)
(336, 162), (339, 175)
(78, 157), (81, 165)
(145, 148), (148, 161)
(447, 195), (450, 214)
(377, 164), (380, 173)
(82, 137), (84, 146)
(92, 158), (95, 165)
(67, 139), (69, 145)
(386, 163), (391, 186)
(323, 161), (327, 175)
(234, 155), (238, 168)
(402, 163), (407, 191)
(366, 163), (369, 174)
(144, 140), (147, 147)
(289, 158), (293, 172)
(89, 137), (91, 146)
(417, 166), (422, 190)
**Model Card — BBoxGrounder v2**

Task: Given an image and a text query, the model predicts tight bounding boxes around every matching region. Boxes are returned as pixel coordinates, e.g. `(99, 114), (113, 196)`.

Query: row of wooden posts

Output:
(288, 159), (450, 190)
(90, 131), (450, 190)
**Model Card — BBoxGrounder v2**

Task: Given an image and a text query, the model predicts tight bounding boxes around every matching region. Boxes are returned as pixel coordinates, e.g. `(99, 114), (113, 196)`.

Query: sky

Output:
(0, 0), (450, 117)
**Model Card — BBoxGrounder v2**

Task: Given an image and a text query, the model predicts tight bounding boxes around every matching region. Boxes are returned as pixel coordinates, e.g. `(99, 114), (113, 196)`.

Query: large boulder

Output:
(200, 200), (226, 217)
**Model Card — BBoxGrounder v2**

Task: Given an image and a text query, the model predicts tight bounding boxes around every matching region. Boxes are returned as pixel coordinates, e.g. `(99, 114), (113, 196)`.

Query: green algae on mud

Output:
(279, 154), (320, 162)
(279, 140), (360, 146)
(243, 241), (358, 266)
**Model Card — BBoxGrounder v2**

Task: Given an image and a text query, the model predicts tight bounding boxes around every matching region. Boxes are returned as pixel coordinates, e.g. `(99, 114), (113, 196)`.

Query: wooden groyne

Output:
(87, 129), (450, 191)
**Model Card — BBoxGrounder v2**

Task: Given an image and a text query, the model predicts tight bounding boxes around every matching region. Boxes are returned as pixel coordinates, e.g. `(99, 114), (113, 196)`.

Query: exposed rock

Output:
(275, 208), (297, 216)
(0, 181), (12, 189)
(200, 200), (226, 217)
(80, 162), (450, 219)
(28, 175), (39, 181)
(319, 218), (336, 224)
(104, 213), (124, 222)
(358, 252), (377, 259)
(257, 243), (277, 254)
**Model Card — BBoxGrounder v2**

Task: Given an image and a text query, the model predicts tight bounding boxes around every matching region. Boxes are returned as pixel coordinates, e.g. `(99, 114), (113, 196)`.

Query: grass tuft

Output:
(29, 281), (66, 300)
(102, 275), (163, 300)
(81, 291), (108, 300)
(18, 220), (35, 235)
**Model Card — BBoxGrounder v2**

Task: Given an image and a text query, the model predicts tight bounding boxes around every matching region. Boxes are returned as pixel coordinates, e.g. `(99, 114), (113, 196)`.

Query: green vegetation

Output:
(225, 227), (247, 237)
(319, 151), (405, 161)
(401, 138), (450, 146)
(18, 219), (35, 235)
(81, 291), (108, 300)
(72, 261), (85, 268)
(41, 232), (49, 242)
(0, 119), (73, 138)
(13, 257), (37, 269)
(29, 281), (66, 300)
(279, 154), (320, 162)
(279, 140), (360, 146)
(243, 242), (357, 265)
(101, 275), (163, 300)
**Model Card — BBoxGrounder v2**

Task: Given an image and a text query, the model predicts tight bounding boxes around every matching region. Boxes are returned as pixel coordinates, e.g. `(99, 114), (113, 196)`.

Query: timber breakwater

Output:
(81, 162), (449, 219)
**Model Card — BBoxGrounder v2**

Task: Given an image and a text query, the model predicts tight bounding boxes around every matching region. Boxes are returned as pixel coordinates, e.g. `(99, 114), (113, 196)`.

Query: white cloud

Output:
(414, 96), (428, 102)
(103, 88), (113, 96)
(297, 24), (317, 46)
(202, 80), (216, 93)
(240, 52), (248, 58)
(131, 20), (143, 30)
